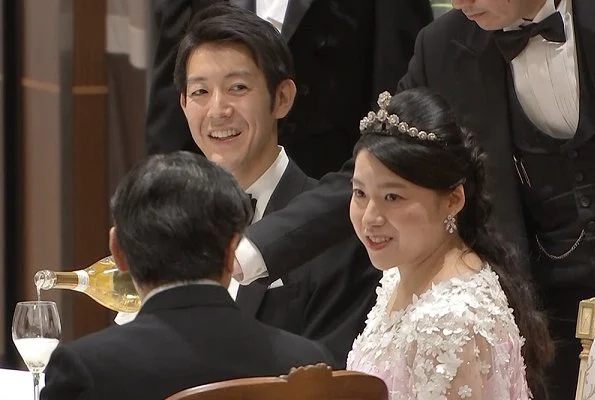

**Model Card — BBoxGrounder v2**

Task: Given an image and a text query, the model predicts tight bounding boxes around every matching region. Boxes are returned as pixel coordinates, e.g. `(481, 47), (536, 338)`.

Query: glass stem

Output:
(32, 372), (41, 400)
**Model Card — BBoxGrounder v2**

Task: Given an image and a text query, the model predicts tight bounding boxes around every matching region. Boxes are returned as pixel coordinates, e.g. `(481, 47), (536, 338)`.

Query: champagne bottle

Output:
(34, 256), (141, 313)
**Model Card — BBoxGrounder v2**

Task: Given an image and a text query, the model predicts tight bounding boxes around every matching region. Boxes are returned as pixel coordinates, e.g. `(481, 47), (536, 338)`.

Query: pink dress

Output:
(347, 266), (531, 399)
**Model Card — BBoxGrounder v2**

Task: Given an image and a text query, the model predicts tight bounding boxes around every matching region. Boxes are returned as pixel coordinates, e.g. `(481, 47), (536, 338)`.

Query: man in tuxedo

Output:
(175, 4), (380, 367)
(233, 0), (595, 397)
(40, 152), (333, 400)
(146, 0), (433, 178)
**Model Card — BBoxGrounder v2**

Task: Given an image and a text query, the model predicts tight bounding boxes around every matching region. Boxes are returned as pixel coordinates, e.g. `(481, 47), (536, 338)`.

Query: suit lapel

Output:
(281, 0), (315, 41)
(448, 25), (530, 249)
(456, 26), (508, 113)
(263, 160), (309, 215)
(449, 28), (511, 160)
(236, 159), (309, 316)
(229, 0), (255, 12)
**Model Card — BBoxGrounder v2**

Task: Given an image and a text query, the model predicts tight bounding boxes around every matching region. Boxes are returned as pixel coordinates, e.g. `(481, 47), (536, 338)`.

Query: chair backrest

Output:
(166, 363), (388, 400)
(576, 297), (595, 399)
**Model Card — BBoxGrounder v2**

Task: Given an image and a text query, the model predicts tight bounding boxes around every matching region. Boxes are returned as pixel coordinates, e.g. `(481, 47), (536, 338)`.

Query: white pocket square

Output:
(267, 278), (284, 289)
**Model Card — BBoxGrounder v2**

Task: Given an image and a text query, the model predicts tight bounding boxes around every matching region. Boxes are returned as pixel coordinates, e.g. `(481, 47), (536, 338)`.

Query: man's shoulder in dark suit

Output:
(41, 285), (333, 400)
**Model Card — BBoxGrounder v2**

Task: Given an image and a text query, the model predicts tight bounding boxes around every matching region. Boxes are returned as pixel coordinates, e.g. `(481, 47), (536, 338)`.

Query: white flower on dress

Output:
(480, 361), (491, 375)
(458, 385), (472, 398)
(345, 266), (531, 400)
(435, 350), (460, 378)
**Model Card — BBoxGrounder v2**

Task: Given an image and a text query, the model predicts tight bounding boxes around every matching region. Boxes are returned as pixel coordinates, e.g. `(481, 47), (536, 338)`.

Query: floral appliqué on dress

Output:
(347, 266), (531, 399)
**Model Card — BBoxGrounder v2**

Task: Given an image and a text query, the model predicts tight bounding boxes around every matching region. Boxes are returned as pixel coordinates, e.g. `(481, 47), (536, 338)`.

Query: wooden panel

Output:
(72, 0), (107, 86)
(68, 0), (111, 338)
(21, 86), (62, 303)
(22, 0), (60, 83)
(20, 0), (111, 343)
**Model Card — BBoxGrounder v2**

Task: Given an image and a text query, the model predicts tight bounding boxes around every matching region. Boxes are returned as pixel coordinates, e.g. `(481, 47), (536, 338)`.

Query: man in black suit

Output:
(233, 0), (595, 397)
(175, 4), (380, 367)
(146, 0), (433, 178)
(40, 152), (333, 400)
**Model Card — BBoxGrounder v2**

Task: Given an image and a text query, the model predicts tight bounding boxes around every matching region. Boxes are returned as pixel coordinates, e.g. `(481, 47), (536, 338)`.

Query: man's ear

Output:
(180, 92), (188, 113)
(272, 78), (297, 119)
(109, 227), (129, 272)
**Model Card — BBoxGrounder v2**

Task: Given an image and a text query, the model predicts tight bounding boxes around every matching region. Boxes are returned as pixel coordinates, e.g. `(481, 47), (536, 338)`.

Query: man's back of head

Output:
(109, 151), (252, 296)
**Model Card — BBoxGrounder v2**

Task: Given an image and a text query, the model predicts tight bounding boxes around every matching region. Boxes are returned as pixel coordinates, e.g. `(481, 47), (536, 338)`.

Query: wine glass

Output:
(12, 301), (62, 400)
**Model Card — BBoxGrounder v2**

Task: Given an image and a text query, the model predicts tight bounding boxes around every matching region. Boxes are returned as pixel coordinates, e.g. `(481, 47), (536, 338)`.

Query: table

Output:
(0, 368), (45, 399)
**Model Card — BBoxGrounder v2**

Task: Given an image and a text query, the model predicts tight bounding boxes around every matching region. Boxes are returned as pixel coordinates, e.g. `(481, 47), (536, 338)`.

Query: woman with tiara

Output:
(346, 88), (553, 399)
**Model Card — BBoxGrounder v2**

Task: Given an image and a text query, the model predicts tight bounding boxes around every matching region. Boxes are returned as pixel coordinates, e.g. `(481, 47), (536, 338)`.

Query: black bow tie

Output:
(248, 194), (257, 212)
(493, 12), (566, 62)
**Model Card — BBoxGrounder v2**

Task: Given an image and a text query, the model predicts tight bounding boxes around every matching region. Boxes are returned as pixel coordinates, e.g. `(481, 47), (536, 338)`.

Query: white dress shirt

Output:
(229, 146), (289, 296)
(256, 0), (289, 32)
(507, 0), (579, 139)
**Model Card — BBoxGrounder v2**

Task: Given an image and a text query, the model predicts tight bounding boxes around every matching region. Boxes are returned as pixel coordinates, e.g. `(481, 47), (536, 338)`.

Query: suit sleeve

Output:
(246, 158), (354, 282)
(40, 346), (96, 400)
(397, 21), (430, 91)
(145, 0), (199, 155)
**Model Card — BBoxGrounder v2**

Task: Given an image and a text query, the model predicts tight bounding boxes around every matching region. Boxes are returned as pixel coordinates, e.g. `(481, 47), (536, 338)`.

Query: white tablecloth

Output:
(0, 368), (45, 399)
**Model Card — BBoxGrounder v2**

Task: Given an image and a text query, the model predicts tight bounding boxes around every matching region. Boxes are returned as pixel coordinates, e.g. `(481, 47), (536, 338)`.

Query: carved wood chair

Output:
(576, 297), (595, 399)
(166, 363), (388, 400)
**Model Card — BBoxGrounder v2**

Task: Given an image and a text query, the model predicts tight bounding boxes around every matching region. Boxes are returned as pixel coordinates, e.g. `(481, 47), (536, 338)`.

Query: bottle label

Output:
(74, 270), (90, 292)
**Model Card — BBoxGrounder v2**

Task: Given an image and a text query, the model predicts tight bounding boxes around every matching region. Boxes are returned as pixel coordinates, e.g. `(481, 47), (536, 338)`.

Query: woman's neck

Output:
(387, 238), (482, 312)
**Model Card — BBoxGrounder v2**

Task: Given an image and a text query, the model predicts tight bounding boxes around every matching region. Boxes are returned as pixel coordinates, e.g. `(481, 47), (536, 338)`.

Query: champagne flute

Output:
(12, 301), (62, 400)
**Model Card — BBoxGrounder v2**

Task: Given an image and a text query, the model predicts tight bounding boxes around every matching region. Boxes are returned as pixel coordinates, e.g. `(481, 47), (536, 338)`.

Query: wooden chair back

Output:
(166, 363), (388, 400)
(576, 297), (595, 399)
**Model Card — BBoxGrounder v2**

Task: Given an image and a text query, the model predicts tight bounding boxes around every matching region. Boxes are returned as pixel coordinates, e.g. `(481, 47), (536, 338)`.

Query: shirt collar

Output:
(245, 146), (289, 222)
(141, 279), (221, 307)
(504, 0), (560, 31)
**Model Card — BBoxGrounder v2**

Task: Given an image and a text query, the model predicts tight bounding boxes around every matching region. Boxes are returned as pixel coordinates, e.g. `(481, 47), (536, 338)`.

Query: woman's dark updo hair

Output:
(354, 88), (553, 399)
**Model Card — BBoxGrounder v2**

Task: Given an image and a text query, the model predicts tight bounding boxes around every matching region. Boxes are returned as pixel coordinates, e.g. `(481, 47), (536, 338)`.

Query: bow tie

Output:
(248, 194), (257, 212)
(493, 12), (566, 62)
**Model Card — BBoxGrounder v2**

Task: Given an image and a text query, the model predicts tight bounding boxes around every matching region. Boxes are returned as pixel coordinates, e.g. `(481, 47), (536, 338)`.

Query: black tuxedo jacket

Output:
(40, 285), (333, 400)
(237, 159), (380, 367)
(146, 0), (433, 177)
(245, 1), (595, 280)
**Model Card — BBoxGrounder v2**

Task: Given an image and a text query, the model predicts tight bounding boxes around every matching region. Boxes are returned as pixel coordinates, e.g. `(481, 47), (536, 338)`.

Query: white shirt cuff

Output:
(235, 236), (269, 284)
(114, 312), (137, 325)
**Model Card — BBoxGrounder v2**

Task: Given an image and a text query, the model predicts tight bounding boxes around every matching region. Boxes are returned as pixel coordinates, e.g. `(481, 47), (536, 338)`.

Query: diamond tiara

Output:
(359, 91), (438, 141)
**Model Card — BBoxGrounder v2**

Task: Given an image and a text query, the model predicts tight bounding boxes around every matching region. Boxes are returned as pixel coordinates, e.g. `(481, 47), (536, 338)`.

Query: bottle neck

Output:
(53, 271), (85, 290)
(36, 270), (89, 292)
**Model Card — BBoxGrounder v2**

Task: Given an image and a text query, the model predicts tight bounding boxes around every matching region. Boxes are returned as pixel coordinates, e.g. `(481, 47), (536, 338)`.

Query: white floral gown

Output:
(347, 266), (531, 399)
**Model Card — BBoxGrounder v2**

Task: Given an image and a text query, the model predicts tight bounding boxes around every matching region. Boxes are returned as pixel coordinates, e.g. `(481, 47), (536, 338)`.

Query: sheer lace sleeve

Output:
(346, 268), (531, 400)
(407, 303), (529, 399)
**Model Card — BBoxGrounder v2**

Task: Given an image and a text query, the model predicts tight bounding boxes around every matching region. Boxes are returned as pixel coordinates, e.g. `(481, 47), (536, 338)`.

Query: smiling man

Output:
(173, 4), (380, 367)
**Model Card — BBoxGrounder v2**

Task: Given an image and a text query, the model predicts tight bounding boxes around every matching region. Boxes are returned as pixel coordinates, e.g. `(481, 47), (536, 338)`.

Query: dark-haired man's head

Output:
(108, 151), (253, 297)
(175, 4), (296, 188)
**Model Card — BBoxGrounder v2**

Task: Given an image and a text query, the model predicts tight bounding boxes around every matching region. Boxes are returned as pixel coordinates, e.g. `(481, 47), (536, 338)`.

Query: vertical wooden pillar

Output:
(20, 0), (111, 342)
